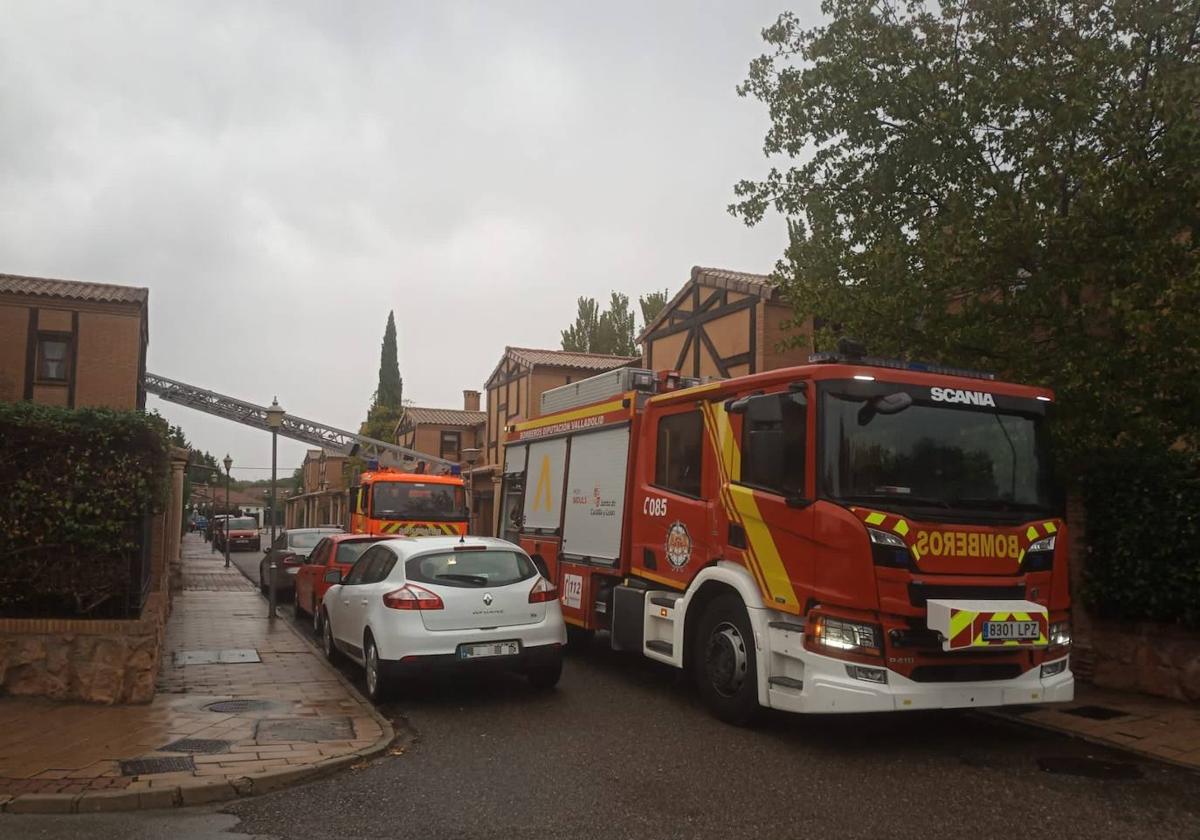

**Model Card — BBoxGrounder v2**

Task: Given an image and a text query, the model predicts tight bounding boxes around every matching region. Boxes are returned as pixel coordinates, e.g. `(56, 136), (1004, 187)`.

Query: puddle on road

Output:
(1037, 755), (1144, 780)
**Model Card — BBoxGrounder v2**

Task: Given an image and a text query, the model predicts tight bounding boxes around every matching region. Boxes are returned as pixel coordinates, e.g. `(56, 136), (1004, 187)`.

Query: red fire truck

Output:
(501, 355), (1073, 723)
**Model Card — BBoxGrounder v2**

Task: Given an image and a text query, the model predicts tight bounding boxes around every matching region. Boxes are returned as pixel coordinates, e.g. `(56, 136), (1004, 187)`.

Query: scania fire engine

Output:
(501, 356), (1072, 722)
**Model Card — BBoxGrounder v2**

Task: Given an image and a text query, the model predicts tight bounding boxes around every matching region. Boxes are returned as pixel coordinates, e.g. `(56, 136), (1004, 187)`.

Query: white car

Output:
(319, 536), (567, 702)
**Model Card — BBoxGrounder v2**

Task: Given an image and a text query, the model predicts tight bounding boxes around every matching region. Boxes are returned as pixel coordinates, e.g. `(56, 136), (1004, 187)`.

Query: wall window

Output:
(739, 392), (807, 496)
(36, 334), (71, 383)
(654, 411), (703, 497)
(440, 430), (462, 460)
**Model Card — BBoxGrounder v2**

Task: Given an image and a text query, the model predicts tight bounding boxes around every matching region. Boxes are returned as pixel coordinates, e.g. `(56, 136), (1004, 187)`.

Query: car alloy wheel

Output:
(322, 613), (339, 662)
(312, 597), (322, 634)
(365, 640), (379, 699)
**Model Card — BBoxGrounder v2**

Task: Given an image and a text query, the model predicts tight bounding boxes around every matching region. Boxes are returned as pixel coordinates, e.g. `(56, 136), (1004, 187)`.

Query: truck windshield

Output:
(820, 388), (1056, 515)
(371, 482), (467, 521)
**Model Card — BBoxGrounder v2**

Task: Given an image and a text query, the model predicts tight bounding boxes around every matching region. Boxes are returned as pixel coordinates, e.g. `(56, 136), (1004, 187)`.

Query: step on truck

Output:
(500, 357), (1073, 723)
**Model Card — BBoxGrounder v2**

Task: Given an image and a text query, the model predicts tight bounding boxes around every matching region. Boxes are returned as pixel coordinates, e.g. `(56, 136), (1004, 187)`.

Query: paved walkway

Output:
(992, 682), (1200, 771)
(0, 534), (392, 813)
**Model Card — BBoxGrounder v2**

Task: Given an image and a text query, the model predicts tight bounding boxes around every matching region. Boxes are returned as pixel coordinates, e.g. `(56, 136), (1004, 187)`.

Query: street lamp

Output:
(265, 397), (285, 545)
(223, 453), (233, 569)
(461, 448), (481, 535)
(208, 473), (218, 553)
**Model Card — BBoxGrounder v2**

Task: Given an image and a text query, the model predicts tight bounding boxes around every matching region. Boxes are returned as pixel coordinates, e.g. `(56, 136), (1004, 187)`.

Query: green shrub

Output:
(0, 402), (170, 618)
(1081, 447), (1200, 628)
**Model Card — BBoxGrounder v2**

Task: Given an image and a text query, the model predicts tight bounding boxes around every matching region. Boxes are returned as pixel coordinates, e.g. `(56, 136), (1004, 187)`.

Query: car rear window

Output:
(335, 541), (378, 566)
(289, 532), (322, 549)
(406, 550), (536, 589)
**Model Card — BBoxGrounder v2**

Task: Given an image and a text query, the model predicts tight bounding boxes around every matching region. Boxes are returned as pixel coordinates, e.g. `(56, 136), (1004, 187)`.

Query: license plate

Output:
(458, 640), (520, 660)
(982, 620), (1040, 641)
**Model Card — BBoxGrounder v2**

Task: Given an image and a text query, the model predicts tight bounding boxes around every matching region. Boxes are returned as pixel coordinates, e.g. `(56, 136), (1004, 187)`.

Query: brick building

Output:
(285, 449), (351, 528)
(394, 390), (486, 465)
(0, 272), (149, 409)
(638, 266), (811, 380)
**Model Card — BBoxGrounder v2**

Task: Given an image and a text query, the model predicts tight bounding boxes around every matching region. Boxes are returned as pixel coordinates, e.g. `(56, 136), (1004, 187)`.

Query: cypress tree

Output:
(376, 311), (403, 409)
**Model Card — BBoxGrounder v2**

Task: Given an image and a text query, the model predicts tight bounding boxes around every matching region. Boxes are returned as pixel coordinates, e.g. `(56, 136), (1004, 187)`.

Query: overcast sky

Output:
(0, 1), (820, 480)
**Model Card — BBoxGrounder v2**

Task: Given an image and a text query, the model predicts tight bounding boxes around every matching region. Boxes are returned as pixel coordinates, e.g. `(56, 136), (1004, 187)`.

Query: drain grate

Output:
(255, 717), (354, 743)
(159, 738), (231, 755)
(205, 699), (276, 714)
(1037, 756), (1143, 780)
(119, 756), (196, 776)
(1061, 705), (1129, 721)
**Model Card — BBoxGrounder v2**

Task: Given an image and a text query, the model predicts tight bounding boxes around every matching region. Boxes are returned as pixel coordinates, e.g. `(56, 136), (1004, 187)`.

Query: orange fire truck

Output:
(348, 467), (469, 537)
(501, 355), (1072, 722)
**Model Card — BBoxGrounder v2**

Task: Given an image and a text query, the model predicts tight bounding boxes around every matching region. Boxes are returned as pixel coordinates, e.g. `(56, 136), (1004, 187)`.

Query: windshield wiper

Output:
(839, 493), (950, 509)
(435, 573), (489, 585)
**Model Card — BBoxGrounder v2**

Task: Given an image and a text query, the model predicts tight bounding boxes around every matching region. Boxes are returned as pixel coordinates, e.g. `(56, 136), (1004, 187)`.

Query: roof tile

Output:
(0, 272), (148, 305)
(401, 406), (487, 427)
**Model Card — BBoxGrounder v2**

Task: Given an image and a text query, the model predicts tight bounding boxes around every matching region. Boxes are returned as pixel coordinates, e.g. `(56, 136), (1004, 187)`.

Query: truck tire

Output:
(691, 593), (760, 726)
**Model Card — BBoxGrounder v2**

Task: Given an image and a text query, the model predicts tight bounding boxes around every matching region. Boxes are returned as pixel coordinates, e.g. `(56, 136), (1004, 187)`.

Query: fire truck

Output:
(500, 355), (1073, 722)
(349, 466), (469, 537)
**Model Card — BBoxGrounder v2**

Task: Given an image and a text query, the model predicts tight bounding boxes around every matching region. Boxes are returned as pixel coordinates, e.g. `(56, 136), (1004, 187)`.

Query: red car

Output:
(294, 533), (398, 632)
(217, 516), (261, 552)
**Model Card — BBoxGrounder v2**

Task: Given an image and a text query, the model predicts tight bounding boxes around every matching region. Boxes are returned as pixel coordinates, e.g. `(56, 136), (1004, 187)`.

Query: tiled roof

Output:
(637, 265), (777, 342)
(0, 272), (148, 305)
(485, 346), (640, 388)
(401, 406), (487, 428)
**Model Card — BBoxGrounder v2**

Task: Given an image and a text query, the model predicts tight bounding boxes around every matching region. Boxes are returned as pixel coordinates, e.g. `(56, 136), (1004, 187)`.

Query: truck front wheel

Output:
(692, 594), (760, 726)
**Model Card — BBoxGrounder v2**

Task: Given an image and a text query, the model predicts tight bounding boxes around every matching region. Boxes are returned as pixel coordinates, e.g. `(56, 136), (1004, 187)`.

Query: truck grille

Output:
(907, 583), (1025, 608)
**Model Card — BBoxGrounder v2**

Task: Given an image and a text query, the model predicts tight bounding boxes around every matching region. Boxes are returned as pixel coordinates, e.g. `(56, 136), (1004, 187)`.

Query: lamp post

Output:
(265, 397), (285, 546)
(461, 448), (481, 536)
(223, 453), (233, 568)
(208, 474), (218, 552)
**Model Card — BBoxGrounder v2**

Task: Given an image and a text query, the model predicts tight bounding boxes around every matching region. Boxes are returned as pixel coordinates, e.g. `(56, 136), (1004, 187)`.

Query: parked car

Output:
(260, 526), (344, 596)
(319, 536), (566, 703)
(193, 515), (208, 534)
(217, 516), (261, 552)
(295, 533), (399, 630)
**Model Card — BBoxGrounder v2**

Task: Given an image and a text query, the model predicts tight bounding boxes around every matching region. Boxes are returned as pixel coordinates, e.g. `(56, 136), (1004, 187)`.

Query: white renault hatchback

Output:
(319, 536), (567, 702)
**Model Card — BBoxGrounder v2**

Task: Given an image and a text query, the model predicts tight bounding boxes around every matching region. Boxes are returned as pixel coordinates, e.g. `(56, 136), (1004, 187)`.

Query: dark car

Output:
(259, 527), (344, 597)
(217, 516), (261, 552)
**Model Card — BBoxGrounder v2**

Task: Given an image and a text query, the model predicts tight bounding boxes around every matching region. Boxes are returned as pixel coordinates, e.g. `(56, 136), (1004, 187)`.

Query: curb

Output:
(0, 549), (399, 815)
(981, 709), (1200, 774)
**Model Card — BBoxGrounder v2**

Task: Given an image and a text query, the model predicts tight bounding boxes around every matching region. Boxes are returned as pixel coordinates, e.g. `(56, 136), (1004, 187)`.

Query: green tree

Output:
(561, 293), (641, 356)
(638, 290), (669, 333)
(361, 311), (405, 441)
(733, 1), (1200, 460)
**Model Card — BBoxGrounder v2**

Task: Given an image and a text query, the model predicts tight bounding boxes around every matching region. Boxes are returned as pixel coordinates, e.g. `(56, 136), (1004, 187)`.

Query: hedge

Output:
(0, 402), (170, 618)
(1081, 447), (1200, 629)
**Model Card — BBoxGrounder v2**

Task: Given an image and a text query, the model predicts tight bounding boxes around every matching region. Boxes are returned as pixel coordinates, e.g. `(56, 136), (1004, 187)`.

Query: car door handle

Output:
(359, 599), (369, 606)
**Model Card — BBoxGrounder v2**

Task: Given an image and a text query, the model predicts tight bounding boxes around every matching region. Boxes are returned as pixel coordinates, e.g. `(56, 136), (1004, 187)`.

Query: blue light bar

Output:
(808, 352), (996, 381)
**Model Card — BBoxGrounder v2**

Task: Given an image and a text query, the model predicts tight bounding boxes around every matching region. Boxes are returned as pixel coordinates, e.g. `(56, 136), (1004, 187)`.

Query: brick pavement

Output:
(0, 534), (393, 812)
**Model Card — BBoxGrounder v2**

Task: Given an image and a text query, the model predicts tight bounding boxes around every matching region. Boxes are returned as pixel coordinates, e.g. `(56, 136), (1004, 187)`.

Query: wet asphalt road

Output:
(4, 544), (1197, 840)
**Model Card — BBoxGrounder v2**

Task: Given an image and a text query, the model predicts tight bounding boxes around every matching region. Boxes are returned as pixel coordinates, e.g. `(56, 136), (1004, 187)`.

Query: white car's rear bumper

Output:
(370, 608), (567, 665)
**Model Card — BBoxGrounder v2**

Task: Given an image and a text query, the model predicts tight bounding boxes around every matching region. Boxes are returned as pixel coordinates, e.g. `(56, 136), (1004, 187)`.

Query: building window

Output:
(36, 334), (71, 383)
(441, 430), (462, 461)
(654, 411), (703, 497)
(739, 392), (807, 496)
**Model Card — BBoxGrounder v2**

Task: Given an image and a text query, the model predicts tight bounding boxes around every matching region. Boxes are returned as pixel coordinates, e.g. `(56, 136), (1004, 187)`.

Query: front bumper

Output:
(758, 609), (1074, 714)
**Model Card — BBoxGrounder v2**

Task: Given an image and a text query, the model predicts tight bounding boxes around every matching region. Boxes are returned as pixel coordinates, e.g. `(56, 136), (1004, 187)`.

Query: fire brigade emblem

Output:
(664, 521), (692, 569)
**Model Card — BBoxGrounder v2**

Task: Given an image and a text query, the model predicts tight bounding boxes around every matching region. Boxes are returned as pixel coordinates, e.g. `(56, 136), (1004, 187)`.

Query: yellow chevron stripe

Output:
(1026, 526), (1038, 541)
(700, 404), (768, 594)
(864, 512), (886, 526)
(1043, 521), (1057, 534)
(948, 610), (975, 639)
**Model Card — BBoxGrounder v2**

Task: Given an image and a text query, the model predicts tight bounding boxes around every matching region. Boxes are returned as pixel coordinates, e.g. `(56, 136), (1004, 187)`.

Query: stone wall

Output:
(0, 447), (186, 704)
(1069, 490), (1200, 703)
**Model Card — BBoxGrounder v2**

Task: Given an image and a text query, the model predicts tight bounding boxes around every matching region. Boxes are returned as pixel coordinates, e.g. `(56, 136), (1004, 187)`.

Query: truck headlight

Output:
(869, 528), (912, 569)
(1028, 534), (1056, 553)
(809, 614), (882, 658)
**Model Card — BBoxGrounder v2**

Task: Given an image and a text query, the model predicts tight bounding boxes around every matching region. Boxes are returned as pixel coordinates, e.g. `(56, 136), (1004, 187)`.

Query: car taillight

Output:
(383, 584), (444, 611)
(280, 553), (300, 567)
(528, 577), (558, 604)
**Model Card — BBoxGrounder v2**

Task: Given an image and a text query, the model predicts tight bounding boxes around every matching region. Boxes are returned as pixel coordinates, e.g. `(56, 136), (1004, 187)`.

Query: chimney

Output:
(463, 390), (480, 412)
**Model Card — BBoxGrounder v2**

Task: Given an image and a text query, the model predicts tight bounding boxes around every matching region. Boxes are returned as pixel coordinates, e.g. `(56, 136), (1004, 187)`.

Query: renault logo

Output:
(483, 593), (493, 606)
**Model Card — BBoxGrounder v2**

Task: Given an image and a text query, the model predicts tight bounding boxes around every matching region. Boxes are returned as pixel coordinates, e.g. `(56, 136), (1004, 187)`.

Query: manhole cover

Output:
(119, 756), (196, 776)
(1037, 756), (1143, 780)
(159, 738), (231, 755)
(205, 699), (276, 713)
(255, 717), (354, 743)
(175, 649), (261, 665)
(1061, 705), (1129, 721)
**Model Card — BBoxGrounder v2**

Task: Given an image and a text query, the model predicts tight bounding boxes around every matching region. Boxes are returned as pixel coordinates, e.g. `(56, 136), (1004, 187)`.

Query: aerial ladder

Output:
(143, 372), (459, 472)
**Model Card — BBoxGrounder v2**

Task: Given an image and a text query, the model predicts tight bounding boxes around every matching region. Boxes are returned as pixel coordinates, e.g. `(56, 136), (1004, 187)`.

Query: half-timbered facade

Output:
(638, 266), (812, 380)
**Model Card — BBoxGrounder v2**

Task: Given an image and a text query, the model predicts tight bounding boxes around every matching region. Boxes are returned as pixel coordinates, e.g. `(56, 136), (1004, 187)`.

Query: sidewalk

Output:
(991, 683), (1200, 771)
(0, 534), (393, 813)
